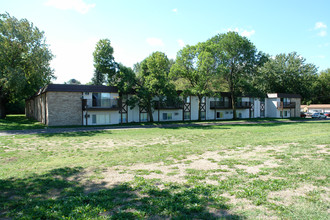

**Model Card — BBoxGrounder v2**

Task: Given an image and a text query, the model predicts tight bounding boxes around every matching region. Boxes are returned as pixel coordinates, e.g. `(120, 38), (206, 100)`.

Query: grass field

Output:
(0, 119), (329, 219)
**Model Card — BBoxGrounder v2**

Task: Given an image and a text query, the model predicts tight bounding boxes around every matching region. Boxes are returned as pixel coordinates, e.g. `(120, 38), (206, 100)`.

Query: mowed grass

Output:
(0, 121), (329, 219)
(0, 115), (46, 130)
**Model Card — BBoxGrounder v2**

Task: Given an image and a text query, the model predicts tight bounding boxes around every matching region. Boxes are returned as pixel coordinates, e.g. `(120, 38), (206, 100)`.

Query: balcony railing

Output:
(210, 101), (231, 109)
(82, 99), (120, 110)
(210, 101), (251, 109)
(154, 101), (183, 109)
(236, 101), (252, 108)
(277, 102), (296, 109)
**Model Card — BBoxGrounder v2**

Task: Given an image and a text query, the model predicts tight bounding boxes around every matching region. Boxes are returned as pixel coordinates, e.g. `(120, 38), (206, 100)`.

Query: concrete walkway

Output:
(0, 119), (328, 136)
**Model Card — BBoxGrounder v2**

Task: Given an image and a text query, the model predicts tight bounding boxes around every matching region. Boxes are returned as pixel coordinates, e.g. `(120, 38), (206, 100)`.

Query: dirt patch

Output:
(268, 184), (319, 206)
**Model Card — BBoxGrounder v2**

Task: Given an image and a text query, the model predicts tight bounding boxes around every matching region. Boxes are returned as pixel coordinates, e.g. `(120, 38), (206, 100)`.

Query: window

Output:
(216, 112), (223, 119)
(92, 93), (111, 107)
(119, 114), (127, 123)
(184, 112), (190, 120)
(163, 113), (172, 120)
(284, 111), (287, 117)
(140, 113), (148, 122)
(238, 112), (242, 118)
(92, 114), (111, 125)
(201, 112), (206, 120)
(280, 111), (283, 117)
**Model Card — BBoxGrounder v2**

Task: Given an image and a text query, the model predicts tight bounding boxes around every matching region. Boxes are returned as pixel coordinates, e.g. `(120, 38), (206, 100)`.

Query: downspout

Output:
(44, 93), (47, 125)
(82, 92), (84, 126)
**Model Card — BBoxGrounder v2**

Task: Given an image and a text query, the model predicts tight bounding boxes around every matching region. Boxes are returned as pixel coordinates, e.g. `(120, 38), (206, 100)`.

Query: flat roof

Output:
(39, 84), (118, 94)
(267, 93), (301, 98)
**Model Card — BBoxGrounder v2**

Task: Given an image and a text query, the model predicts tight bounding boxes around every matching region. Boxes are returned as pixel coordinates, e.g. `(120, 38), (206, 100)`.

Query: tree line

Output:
(0, 13), (329, 119)
(92, 34), (329, 121)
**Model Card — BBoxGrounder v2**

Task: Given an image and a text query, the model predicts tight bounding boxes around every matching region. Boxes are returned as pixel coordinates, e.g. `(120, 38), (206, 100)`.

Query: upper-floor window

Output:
(92, 93), (111, 107)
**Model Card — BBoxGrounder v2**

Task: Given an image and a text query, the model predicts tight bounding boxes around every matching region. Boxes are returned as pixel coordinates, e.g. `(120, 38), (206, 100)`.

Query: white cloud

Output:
(318, 30), (327, 37)
(172, 8), (178, 13)
(315, 22), (327, 29)
(45, 0), (95, 14)
(227, 28), (255, 37)
(318, 42), (329, 48)
(146, 38), (164, 47)
(241, 30), (256, 37)
(177, 39), (185, 47)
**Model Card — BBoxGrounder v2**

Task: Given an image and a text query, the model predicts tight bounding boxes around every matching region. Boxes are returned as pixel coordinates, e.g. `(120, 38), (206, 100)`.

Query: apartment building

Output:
(26, 84), (301, 126)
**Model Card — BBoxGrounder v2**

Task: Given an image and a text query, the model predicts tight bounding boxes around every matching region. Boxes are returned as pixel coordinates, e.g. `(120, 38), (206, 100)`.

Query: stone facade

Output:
(47, 92), (82, 126)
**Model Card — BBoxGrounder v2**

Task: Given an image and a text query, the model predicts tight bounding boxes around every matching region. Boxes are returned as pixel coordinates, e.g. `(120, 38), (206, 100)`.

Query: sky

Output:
(1, 0), (330, 84)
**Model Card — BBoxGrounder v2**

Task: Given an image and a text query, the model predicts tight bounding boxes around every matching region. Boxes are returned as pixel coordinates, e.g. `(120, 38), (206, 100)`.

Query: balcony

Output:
(277, 102), (296, 109)
(210, 101), (251, 109)
(236, 101), (252, 109)
(210, 101), (231, 109)
(154, 101), (183, 109)
(82, 98), (120, 110)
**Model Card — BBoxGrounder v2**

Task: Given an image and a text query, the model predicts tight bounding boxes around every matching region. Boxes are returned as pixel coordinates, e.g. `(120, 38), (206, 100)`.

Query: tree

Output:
(92, 39), (118, 86)
(314, 68), (330, 103)
(91, 69), (105, 85)
(0, 13), (54, 118)
(208, 32), (261, 119)
(133, 51), (177, 122)
(257, 52), (318, 104)
(170, 43), (217, 120)
(65, 78), (81, 85)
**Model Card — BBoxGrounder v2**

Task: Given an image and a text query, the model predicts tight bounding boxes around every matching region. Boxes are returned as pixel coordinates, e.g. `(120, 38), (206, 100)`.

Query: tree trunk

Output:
(0, 96), (6, 119)
(198, 96), (202, 121)
(147, 104), (154, 122)
(231, 92), (237, 120)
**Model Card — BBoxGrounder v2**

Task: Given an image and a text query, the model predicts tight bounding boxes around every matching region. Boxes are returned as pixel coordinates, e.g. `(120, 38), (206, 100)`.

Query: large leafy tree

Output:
(133, 51), (177, 122)
(257, 52), (318, 104)
(92, 39), (118, 85)
(170, 43), (217, 120)
(208, 32), (261, 119)
(0, 13), (54, 118)
(313, 68), (330, 103)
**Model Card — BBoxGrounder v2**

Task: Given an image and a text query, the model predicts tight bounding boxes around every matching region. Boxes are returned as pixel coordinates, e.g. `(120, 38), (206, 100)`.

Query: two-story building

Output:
(26, 84), (301, 126)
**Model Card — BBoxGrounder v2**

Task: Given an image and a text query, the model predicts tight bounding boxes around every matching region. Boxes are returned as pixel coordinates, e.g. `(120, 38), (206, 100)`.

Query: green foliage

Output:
(170, 43), (217, 120)
(0, 13), (54, 118)
(65, 78), (81, 85)
(208, 31), (262, 119)
(133, 51), (177, 122)
(257, 52), (318, 103)
(92, 39), (118, 85)
(313, 68), (330, 103)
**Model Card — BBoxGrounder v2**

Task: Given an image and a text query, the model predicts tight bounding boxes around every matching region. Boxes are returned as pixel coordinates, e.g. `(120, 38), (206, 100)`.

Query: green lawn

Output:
(0, 115), (46, 130)
(0, 120), (329, 219)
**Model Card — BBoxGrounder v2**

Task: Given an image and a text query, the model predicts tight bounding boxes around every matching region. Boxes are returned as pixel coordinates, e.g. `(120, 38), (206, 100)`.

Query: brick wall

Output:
(47, 92), (82, 126)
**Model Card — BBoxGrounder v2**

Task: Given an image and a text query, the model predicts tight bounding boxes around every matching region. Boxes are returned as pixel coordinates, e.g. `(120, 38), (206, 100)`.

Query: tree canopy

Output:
(65, 78), (81, 85)
(170, 43), (217, 120)
(208, 32), (262, 119)
(257, 52), (318, 104)
(92, 39), (118, 85)
(133, 51), (177, 122)
(0, 13), (54, 118)
(313, 68), (330, 103)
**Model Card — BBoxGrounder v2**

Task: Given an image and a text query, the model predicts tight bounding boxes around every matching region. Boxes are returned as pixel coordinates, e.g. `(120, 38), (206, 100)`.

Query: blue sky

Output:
(2, 0), (329, 83)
